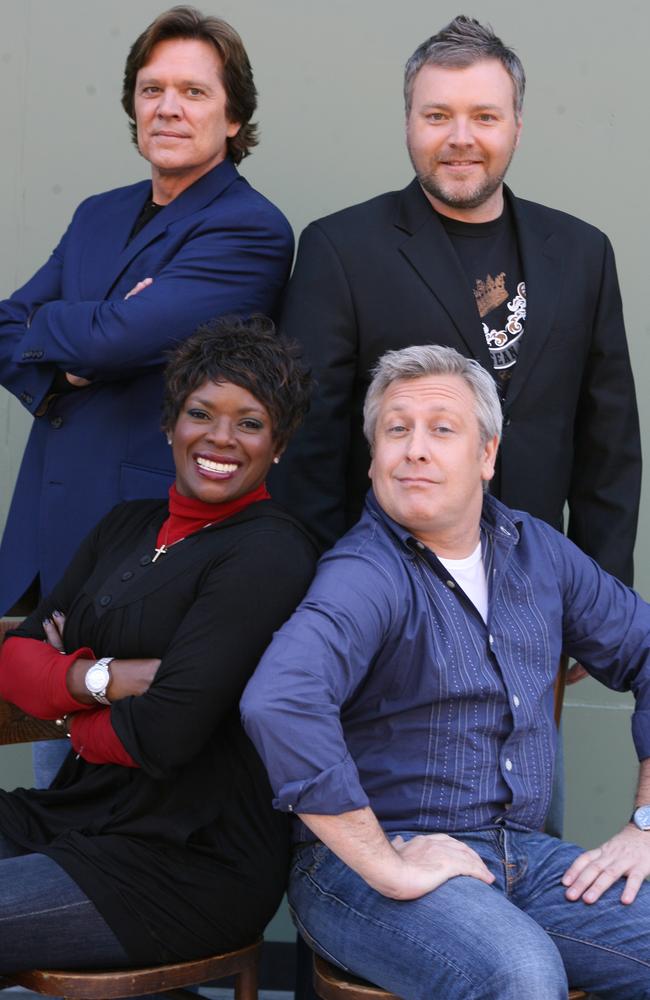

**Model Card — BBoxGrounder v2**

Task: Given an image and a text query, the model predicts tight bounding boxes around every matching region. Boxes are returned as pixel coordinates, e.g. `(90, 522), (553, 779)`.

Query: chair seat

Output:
(10, 940), (261, 1000)
(313, 954), (588, 1000)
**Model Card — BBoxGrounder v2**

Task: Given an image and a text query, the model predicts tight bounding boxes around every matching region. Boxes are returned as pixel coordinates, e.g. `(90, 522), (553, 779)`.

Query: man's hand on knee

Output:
(561, 825), (650, 905)
(387, 833), (495, 900)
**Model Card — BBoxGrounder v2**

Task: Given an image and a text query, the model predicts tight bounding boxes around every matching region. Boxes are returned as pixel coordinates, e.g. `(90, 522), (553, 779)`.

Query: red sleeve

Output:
(70, 708), (139, 768)
(0, 637), (95, 718)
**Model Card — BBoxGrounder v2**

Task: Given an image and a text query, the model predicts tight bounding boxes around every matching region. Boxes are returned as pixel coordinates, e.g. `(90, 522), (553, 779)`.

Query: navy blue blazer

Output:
(0, 157), (293, 610)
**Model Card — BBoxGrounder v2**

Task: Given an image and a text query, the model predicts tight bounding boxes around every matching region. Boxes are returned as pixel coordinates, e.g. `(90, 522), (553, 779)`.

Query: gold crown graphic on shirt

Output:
(474, 272), (508, 318)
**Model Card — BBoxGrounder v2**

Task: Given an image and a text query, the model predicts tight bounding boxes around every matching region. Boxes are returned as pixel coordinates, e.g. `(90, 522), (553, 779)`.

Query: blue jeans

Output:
(33, 739), (70, 788)
(290, 828), (650, 1000)
(0, 833), (130, 973)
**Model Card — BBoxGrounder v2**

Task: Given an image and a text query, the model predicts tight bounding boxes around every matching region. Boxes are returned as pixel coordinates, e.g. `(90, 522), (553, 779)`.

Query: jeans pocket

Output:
(292, 840), (331, 878)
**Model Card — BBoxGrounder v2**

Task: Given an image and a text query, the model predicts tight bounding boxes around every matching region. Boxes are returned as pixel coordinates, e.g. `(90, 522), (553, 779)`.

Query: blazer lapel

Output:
(395, 180), (493, 368)
(93, 157), (240, 300)
(80, 181), (150, 299)
(503, 188), (565, 410)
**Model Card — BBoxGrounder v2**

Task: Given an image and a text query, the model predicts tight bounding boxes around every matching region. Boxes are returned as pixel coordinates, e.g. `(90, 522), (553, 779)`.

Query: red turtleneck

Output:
(156, 481), (270, 549)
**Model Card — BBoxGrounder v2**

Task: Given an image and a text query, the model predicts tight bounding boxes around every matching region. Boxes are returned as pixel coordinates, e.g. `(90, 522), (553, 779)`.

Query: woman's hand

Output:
(42, 611), (67, 651)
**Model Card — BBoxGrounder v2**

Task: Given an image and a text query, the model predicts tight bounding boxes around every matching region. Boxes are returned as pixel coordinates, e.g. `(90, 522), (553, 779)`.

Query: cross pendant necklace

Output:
(152, 519), (217, 563)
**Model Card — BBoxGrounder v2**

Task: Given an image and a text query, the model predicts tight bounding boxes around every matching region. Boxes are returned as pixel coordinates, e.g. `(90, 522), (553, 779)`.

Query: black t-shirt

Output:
(438, 203), (525, 399)
(128, 196), (164, 242)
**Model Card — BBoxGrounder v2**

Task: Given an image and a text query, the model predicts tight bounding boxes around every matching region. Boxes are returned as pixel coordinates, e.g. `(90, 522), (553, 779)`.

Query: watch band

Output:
(84, 656), (114, 706)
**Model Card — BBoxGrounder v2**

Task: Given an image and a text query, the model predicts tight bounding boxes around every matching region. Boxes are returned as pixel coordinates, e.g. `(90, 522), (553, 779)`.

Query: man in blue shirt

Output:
(242, 344), (650, 999)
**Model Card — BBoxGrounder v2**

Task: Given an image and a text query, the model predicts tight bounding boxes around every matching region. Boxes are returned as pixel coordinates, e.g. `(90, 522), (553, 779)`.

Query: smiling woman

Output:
(0, 316), (317, 972)
(172, 380), (276, 503)
(162, 314), (311, 503)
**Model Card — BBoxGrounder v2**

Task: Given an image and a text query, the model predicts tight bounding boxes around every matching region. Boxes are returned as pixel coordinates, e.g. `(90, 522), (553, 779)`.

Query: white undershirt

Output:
(438, 539), (488, 623)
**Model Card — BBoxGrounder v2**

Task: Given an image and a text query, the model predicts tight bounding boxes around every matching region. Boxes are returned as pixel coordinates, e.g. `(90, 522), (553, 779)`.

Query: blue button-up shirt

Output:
(242, 491), (650, 838)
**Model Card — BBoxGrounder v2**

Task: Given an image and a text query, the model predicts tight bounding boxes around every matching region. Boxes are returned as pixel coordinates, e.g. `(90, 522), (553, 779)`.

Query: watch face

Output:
(86, 664), (109, 694)
(633, 805), (650, 830)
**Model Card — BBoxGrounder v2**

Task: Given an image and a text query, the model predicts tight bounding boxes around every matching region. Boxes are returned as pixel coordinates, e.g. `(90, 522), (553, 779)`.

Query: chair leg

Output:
(234, 960), (259, 1000)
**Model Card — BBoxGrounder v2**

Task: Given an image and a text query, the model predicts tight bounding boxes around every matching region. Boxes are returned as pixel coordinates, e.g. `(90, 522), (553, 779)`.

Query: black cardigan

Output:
(0, 498), (317, 964)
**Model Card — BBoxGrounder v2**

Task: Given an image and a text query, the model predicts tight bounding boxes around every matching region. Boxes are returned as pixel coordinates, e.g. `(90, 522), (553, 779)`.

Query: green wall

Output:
(1, 0), (648, 939)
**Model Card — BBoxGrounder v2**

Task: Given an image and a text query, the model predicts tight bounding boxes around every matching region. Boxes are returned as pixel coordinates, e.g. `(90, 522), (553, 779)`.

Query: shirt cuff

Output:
(70, 709), (138, 767)
(273, 753), (369, 815)
(0, 637), (95, 718)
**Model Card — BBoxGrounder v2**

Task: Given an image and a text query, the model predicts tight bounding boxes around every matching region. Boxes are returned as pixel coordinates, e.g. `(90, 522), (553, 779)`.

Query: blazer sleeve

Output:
(272, 222), (359, 548)
(109, 525), (316, 779)
(0, 223), (72, 413)
(566, 235), (641, 585)
(10, 207), (293, 384)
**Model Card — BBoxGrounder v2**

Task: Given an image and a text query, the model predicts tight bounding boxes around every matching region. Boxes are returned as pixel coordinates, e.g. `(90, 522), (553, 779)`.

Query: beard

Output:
(408, 142), (516, 211)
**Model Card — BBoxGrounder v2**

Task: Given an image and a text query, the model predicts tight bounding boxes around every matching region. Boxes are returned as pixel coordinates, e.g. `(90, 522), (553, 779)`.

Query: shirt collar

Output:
(364, 488), (522, 556)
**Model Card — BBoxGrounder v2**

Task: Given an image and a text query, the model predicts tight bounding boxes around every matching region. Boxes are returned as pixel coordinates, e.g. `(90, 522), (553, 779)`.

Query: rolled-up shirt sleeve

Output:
(241, 547), (398, 816)
(550, 526), (650, 760)
(273, 753), (369, 814)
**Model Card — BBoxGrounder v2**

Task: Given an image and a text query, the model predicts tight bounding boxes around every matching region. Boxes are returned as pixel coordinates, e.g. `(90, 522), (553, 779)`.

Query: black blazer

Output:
(272, 180), (641, 584)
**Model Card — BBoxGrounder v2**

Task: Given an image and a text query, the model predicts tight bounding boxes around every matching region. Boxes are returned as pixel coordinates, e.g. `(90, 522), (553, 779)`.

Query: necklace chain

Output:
(152, 519), (216, 562)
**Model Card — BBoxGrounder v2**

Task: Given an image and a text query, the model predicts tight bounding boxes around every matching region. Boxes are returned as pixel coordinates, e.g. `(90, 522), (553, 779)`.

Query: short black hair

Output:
(162, 315), (312, 451)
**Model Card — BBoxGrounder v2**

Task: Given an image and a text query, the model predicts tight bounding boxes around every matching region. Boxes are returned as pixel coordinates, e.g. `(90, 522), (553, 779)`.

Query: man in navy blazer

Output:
(0, 6), (293, 615)
(272, 16), (641, 591)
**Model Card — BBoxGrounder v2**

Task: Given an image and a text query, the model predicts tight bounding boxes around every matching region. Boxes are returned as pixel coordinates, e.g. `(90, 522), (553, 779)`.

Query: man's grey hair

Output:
(404, 15), (525, 119)
(363, 344), (502, 450)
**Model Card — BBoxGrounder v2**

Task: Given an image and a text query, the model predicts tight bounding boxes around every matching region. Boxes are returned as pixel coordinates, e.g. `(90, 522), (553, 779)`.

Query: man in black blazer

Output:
(273, 15), (640, 588)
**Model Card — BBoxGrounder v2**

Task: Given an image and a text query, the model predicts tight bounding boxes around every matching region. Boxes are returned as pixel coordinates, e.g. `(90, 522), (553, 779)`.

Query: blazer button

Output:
(139, 555), (152, 566)
(99, 595), (112, 607)
(20, 392), (33, 404)
(121, 570), (134, 581)
(50, 416), (63, 429)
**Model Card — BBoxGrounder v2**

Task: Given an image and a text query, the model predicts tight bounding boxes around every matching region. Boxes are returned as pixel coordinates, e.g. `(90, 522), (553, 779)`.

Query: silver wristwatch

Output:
(631, 805), (650, 831)
(84, 657), (114, 705)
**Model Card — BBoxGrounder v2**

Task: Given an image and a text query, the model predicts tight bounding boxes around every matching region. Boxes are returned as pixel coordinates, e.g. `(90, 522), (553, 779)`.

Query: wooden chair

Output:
(0, 618), (261, 999)
(7, 942), (261, 1000)
(311, 656), (587, 1000)
(313, 954), (588, 999)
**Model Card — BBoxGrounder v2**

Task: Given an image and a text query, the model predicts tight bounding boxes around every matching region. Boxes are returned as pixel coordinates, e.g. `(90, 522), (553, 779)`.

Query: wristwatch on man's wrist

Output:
(84, 657), (114, 705)
(631, 805), (650, 831)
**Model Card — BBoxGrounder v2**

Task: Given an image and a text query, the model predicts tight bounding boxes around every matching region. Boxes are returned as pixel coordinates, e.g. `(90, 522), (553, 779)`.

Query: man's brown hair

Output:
(122, 5), (258, 164)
